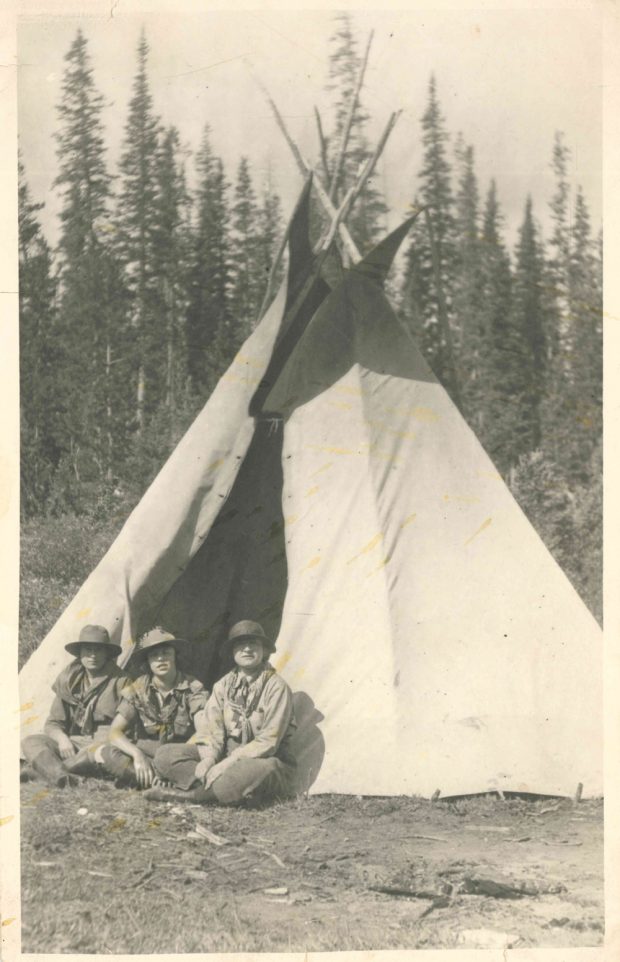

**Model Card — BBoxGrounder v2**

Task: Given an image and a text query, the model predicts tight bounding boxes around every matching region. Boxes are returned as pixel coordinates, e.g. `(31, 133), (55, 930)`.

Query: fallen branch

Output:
(314, 107), (330, 184)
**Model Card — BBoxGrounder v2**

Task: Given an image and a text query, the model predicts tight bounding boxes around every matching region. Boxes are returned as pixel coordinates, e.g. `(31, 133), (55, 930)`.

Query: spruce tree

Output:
(19, 163), (59, 514)
(150, 125), (191, 418)
(186, 126), (233, 395)
(504, 196), (547, 458)
(229, 157), (262, 338)
(475, 180), (513, 469)
(115, 29), (161, 430)
(453, 139), (484, 425)
(402, 75), (457, 396)
(325, 12), (387, 252)
(53, 28), (114, 491)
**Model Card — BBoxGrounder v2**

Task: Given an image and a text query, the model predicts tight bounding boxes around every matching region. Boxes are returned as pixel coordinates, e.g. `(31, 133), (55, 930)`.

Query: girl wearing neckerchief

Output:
(145, 620), (297, 805)
(100, 627), (207, 789)
(21, 625), (128, 787)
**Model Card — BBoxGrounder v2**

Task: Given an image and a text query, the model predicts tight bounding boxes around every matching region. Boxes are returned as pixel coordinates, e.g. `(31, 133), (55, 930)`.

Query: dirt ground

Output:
(20, 782), (603, 954)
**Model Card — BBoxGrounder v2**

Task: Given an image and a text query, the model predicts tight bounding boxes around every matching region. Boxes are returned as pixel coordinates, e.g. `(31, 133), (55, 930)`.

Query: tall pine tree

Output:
(186, 126), (234, 395)
(19, 162), (59, 514)
(229, 157), (262, 338)
(53, 29), (115, 491)
(325, 13), (388, 252)
(402, 75), (458, 397)
(115, 29), (161, 430)
(505, 196), (547, 458)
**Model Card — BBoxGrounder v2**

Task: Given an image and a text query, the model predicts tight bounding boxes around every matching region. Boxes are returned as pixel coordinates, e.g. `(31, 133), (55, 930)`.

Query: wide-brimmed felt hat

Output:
(65, 624), (122, 659)
(221, 620), (276, 655)
(136, 626), (189, 658)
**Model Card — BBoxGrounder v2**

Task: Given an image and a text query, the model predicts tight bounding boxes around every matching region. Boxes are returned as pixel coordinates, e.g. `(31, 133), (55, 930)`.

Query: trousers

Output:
(99, 739), (158, 785)
(22, 732), (109, 784)
(154, 743), (295, 805)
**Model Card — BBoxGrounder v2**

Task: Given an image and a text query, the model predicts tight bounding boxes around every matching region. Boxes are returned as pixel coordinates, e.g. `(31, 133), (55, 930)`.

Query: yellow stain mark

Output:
(400, 513), (417, 529)
(24, 790), (48, 806)
(234, 353), (263, 369)
(310, 462), (333, 478)
(477, 470), (503, 481)
(274, 651), (292, 672)
(334, 385), (362, 396)
(107, 817), (126, 832)
(347, 533), (382, 564)
(411, 406), (439, 423)
(292, 666), (306, 682)
(578, 415), (592, 429)
(464, 517), (493, 546)
(307, 444), (354, 456)
(305, 486), (320, 498)
(328, 400), (352, 411)
(147, 818), (161, 830)
(76, 608), (91, 620)
(1, 917), (16, 927)
(208, 458), (224, 472)
(305, 556), (321, 570)
(285, 514), (299, 525)
(0, 815), (14, 827)
(22, 715), (40, 727)
(15, 701), (34, 713)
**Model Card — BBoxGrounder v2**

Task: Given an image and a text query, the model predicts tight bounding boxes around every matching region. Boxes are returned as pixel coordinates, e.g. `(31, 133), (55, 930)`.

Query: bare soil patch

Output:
(20, 782), (603, 953)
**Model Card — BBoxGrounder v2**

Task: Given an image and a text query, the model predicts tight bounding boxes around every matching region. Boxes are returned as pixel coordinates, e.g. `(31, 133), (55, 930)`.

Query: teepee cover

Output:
(19, 191), (603, 799)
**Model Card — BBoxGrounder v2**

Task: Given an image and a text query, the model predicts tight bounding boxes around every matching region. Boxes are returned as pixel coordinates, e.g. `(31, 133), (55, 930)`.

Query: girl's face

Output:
(147, 643), (177, 678)
(79, 643), (109, 673)
(232, 639), (265, 671)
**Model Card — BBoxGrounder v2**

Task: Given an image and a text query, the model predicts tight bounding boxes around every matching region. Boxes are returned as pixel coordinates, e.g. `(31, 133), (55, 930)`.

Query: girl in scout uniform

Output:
(100, 627), (207, 789)
(21, 624), (128, 787)
(145, 620), (297, 805)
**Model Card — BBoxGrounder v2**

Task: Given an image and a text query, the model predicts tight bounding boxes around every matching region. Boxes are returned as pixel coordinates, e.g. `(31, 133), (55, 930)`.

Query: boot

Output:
(30, 748), (81, 788)
(143, 784), (217, 804)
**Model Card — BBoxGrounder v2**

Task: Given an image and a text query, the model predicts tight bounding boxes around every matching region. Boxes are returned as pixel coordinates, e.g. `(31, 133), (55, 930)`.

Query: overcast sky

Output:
(18, 7), (602, 250)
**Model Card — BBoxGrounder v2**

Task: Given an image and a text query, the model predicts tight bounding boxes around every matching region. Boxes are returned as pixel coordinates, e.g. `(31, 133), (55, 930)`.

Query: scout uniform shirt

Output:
(193, 663), (296, 770)
(117, 671), (207, 743)
(44, 660), (129, 738)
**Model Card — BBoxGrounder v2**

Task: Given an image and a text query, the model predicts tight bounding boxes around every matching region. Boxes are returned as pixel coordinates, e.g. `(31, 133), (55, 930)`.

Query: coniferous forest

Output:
(19, 15), (602, 642)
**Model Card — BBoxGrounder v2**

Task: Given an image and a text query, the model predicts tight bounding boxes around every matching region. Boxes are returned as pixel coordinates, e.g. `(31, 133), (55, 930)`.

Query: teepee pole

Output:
(329, 29), (374, 203)
(314, 107), (330, 184)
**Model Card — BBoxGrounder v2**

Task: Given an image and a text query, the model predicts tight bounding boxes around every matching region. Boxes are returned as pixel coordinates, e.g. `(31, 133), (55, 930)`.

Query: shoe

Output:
(143, 785), (212, 804)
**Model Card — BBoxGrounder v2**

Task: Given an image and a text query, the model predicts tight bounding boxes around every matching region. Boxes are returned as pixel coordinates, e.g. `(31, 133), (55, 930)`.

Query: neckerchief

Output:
(224, 664), (276, 744)
(53, 661), (117, 736)
(140, 673), (184, 744)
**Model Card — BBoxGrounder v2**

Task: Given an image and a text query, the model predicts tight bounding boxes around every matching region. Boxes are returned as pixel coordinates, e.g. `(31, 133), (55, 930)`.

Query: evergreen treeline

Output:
(19, 18), (602, 621)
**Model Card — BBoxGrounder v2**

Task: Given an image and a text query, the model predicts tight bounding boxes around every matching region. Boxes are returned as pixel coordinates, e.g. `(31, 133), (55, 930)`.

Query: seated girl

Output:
(144, 620), (297, 806)
(100, 627), (207, 789)
(21, 624), (128, 787)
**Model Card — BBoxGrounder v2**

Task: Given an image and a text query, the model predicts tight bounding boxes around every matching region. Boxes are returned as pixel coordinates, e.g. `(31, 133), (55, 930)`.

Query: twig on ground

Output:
(402, 834), (450, 843)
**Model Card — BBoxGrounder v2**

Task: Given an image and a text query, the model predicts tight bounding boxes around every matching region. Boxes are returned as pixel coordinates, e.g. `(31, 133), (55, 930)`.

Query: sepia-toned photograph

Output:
(14, 3), (604, 954)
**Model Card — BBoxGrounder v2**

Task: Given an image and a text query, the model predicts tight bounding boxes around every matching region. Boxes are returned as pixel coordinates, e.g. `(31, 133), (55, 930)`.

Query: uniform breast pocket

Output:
(249, 709), (264, 733)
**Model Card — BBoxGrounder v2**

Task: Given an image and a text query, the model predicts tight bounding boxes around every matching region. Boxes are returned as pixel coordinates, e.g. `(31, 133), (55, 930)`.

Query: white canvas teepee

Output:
(19, 191), (603, 799)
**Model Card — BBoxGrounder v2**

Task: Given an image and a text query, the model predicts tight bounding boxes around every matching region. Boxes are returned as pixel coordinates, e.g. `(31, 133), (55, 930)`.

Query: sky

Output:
(17, 7), (602, 250)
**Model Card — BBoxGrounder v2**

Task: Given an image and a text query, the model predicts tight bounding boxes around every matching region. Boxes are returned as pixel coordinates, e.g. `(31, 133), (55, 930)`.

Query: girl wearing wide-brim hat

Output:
(21, 624), (129, 787)
(100, 627), (207, 790)
(145, 620), (297, 806)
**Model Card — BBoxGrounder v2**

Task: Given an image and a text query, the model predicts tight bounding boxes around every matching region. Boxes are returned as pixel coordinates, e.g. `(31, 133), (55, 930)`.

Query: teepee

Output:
(19, 172), (602, 799)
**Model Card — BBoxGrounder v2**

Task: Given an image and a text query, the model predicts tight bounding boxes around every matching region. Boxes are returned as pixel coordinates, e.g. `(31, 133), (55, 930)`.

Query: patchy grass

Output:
(21, 782), (603, 954)
(19, 514), (126, 667)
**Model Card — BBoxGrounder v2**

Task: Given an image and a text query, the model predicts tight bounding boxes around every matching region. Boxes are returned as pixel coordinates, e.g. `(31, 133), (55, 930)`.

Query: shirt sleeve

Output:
(187, 684), (208, 718)
(228, 675), (293, 761)
(115, 683), (139, 725)
(190, 682), (226, 768)
(43, 694), (69, 735)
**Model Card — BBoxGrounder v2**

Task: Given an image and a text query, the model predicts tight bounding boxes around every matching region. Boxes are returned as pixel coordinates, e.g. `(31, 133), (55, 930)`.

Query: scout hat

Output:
(221, 620), (276, 655)
(65, 624), (122, 659)
(136, 626), (189, 659)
